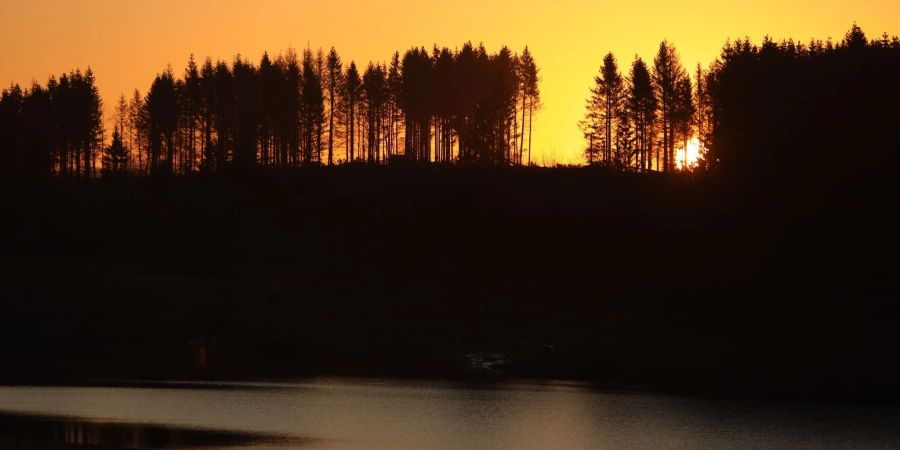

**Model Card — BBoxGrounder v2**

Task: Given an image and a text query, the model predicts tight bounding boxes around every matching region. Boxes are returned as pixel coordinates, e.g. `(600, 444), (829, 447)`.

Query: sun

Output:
(677, 138), (703, 171)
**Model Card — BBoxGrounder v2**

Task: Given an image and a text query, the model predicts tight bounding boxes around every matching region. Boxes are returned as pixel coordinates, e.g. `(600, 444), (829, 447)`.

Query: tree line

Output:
(3, 24), (898, 179)
(581, 41), (712, 172)
(704, 24), (900, 178)
(0, 69), (103, 177)
(579, 24), (900, 174)
(0, 43), (540, 177)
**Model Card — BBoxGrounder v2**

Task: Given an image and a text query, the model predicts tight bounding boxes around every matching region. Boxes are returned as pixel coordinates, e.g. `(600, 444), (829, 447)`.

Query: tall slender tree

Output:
(0, 84), (26, 175)
(102, 128), (129, 176)
(344, 62), (361, 163)
(300, 49), (325, 165)
(580, 52), (623, 166)
(22, 82), (55, 175)
(127, 89), (145, 174)
(652, 41), (688, 172)
(181, 55), (202, 172)
(363, 63), (388, 163)
(326, 48), (343, 166)
(198, 59), (216, 171)
(519, 46), (540, 166)
(400, 47), (433, 162)
(146, 68), (179, 174)
(387, 52), (402, 161)
(628, 57), (657, 171)
(232, 56), (261, 169)
(674, 77), (695, 170)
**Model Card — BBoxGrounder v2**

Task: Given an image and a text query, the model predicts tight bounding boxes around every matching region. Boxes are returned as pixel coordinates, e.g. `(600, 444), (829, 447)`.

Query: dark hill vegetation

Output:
(1, 164), (897, 400)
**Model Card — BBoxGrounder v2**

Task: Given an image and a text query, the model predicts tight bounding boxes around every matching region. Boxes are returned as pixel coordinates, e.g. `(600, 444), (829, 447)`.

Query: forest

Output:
(1, 25), (898, 180)
(580, 24), (900, 178)
(0, 43), (539, 177)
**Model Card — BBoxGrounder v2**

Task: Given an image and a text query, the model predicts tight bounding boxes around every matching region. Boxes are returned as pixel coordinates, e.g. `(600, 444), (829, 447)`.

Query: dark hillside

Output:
(1, 165), (896, 400)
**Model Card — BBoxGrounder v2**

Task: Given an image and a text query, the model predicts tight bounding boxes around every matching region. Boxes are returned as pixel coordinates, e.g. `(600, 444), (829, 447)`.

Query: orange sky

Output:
(2, 0), (897, 164)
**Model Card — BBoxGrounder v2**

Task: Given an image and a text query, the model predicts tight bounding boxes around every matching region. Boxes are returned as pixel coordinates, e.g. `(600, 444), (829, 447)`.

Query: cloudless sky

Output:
(2, 0), (897, 164)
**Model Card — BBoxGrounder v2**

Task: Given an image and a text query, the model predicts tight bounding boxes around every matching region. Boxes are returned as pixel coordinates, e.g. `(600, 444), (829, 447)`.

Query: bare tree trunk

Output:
(349, 101), (355, 163)
(520, 92), (526, 164)
(328, 85), (335, 166)
(528, 99), (534, 166)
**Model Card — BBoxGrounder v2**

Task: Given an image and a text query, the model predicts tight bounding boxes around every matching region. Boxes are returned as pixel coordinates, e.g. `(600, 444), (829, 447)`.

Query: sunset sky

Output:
(2, 0), (897, 164)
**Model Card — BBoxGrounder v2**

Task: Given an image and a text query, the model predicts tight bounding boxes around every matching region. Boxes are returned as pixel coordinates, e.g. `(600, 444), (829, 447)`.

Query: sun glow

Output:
(677, 138), (703, 171)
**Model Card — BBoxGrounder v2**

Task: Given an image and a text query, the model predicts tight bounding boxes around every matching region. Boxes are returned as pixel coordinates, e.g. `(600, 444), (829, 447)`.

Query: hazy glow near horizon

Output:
(677, 138), (702, 171)
(2, 0), (897, 165)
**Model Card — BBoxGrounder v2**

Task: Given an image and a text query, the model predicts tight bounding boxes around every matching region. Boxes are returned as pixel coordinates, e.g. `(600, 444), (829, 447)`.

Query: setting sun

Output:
(677, 138), (703, 171)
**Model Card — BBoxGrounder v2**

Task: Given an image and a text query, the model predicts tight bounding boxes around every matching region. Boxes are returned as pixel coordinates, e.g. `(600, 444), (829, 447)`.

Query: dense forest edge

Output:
(1, 25), (899, 401)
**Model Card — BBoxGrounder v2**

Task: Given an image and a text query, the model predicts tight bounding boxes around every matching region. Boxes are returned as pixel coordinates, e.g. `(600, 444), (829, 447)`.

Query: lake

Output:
(0, 378), (898, 449)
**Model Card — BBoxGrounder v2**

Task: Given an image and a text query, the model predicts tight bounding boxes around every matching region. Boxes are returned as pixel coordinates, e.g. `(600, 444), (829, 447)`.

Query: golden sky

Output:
(2, 0), (897, 164)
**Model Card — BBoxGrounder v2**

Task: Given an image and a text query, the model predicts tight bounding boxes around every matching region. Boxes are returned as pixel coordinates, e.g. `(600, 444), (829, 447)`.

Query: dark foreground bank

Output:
(0, 412), (304, 449)
(1, 165), (897, 401)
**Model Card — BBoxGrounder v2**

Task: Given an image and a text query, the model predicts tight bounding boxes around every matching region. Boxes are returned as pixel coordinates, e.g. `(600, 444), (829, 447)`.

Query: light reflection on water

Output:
(0, 378), (898, 449)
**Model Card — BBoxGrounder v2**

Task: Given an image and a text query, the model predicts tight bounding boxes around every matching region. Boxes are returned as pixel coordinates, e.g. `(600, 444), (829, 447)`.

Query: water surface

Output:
(0, 378), (898, 449)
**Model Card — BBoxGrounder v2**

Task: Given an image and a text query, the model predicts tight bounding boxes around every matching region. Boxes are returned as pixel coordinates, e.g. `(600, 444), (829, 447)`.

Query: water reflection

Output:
(0, 379), (898, 449)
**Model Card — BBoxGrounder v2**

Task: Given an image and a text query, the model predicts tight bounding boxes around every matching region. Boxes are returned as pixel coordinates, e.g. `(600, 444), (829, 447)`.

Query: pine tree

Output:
(344, 62), (361, 163)
(102, 128), (129, 176)
(652, 41), (688, 172)
(519, 47), (540, 166)
(146, 67), (179, 173)
(300, 49), (324, 165)
(580, 52), (622, 166)
(128, 89), (145, 174)
(326, 48), (343, 166)
(674, 77), (694, 170)
(182, 55), (202, 172)
(628, 57), (657, 171)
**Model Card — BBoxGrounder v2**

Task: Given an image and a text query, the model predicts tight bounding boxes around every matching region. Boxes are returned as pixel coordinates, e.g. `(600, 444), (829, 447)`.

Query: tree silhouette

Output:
(325, 48), (343, 166)
(519, 46), (540, 166)
(258, 52), (276, 167)
(146, 68), (179, 174)
(674, 77), (694, 169)
(1, 69), (104, 178)
(387, 53), (402, 161)
(432, 47), (454, 163)
(52, 70), (104, 178)
(400, 47), (433, 162)
(581, 52), (623, 166)
(102, 128), (129, 176)
(0, 84), (26, 176)
(127, 89), (146, 174)
(705, 25), (900, 179)
(21, 82), (55, 176)
(181, 56), (202, 173)
(2, 42), (548, 176)
(628, 57), (657, 171)
(282, 50), (302, 166)
(343, 62), (361, 163)
(232, 56), (261, 169)
(489, 46), (520, 165)
(652, 41), (688, 173)
(213, 61), (235, 171)
(6, 30), (899, 179)
(300, 50), (325, 165)
(694, 64), (711, 172)
(197, 59), (216, 171)
(363, 63), (388, 163)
